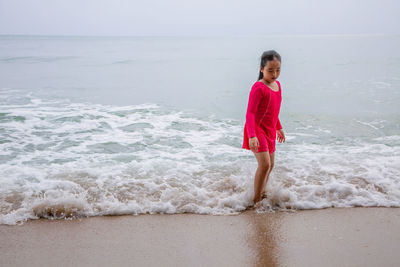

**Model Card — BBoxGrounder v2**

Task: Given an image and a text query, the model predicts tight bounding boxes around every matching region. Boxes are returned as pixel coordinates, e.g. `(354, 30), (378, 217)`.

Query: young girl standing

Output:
(242, 50), (286, 207)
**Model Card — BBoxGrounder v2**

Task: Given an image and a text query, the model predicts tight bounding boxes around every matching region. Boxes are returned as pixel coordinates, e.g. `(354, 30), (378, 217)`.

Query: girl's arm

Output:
(276, 118), (282, 130)
(246, 85), (263, 138)
(276, 118), (285, 143)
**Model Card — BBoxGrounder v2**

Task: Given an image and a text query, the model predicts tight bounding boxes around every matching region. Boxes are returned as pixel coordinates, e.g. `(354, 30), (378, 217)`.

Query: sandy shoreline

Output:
(1, 207), (400, 267)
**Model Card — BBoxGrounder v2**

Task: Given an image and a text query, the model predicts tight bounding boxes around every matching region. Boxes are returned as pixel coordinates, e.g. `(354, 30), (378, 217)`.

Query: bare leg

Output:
(252, 151), (270, 204)
(261, 152), (275, 197)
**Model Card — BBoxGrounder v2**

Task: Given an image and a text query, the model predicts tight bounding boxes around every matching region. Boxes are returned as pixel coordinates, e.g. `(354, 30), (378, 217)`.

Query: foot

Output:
(246, 204), (255, 210)
(247, 201), (264, 210)
(261, 191), (268, 199)
(254, 201), (264, 208)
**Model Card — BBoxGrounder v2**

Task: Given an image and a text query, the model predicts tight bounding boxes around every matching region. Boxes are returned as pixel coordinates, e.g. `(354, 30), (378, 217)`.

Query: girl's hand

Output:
(249, 137), (259, 152)
(277, 129), (286, 143)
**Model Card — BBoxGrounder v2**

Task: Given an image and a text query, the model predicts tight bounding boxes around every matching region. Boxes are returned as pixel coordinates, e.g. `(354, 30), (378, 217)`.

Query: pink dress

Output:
(242, 80), (282, 153)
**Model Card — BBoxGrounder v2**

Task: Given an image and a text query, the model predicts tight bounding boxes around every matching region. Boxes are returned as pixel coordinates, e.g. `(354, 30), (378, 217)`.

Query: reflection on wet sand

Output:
(244, 209), (285, 267)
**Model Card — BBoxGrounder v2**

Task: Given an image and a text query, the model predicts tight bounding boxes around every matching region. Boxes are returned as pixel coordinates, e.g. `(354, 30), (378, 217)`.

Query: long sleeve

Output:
(276, 118), (282, 130)
(245, 85), (263, 138)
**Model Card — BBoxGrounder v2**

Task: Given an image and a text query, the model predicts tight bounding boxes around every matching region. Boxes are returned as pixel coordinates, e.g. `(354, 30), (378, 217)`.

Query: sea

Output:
(1, 34), (399, 225)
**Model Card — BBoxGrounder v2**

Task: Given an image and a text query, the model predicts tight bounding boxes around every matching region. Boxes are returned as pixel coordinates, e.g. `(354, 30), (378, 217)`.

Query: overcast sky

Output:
(0, 0), (398, 36)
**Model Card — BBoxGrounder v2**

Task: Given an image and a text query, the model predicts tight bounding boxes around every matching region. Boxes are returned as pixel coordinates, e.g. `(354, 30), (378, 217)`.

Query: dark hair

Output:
(257, 50), (281, 81)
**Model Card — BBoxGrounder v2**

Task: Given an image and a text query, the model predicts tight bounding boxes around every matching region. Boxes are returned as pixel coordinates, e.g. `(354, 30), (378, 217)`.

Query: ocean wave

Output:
(1, 91), (399, 225)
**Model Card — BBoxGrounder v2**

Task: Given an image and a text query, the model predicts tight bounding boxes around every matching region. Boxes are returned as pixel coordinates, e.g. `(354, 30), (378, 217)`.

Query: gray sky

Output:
(0, 0), (399, 36)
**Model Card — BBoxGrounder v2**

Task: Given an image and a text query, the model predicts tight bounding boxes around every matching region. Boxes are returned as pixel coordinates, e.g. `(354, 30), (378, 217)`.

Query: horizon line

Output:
(0, 33), (399, 38)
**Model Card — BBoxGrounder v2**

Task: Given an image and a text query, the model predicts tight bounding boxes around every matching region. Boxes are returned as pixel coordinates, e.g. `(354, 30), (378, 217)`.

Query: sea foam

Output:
(1, 89), (399, 225)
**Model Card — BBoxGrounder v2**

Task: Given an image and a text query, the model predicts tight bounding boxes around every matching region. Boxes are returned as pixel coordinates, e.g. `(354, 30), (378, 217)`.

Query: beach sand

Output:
(1, 207), (399, 267)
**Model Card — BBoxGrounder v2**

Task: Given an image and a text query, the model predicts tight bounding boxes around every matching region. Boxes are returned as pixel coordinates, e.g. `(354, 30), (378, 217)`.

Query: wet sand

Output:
(1, 207), (400, 267)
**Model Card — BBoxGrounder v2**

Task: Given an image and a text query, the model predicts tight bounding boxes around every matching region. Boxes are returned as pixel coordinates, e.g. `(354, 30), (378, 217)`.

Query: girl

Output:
(242, 50), (286, 207)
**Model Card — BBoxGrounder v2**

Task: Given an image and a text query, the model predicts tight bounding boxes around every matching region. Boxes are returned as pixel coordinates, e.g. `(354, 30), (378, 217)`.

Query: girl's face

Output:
(260, 59), (281, 83)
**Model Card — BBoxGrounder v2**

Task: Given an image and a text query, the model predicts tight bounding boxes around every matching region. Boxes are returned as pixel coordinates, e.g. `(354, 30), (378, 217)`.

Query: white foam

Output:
(1, 92), (400, 225)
